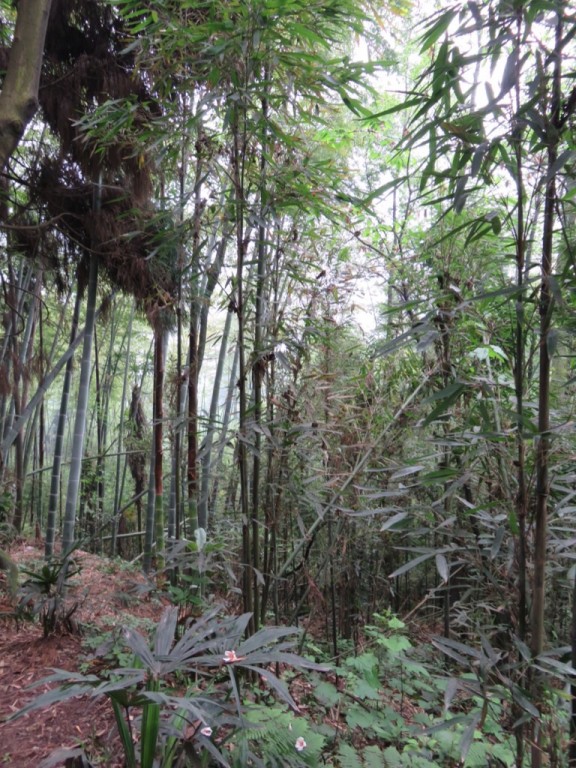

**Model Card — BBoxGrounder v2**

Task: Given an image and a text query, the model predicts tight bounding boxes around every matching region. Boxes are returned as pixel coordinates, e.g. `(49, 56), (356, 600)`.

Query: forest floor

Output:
(0, 541), (168, 768)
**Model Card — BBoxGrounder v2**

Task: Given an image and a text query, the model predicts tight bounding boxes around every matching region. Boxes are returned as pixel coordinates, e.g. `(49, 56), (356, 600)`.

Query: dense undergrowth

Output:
(1, 539), (571, 768)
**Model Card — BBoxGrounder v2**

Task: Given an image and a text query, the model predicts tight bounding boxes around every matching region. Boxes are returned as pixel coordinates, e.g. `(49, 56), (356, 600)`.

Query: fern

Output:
(337, 743), (363, 768)
(230, 705), (324, 767)
(337, 743), (406, 768)
(363, 745), (386, 768)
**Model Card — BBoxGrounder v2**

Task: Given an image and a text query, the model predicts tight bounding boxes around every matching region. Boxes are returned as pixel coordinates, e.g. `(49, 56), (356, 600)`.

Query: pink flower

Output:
(222, 649), (246, 663)
(200, 726), (213, 737)
(295, 737), (307, 752)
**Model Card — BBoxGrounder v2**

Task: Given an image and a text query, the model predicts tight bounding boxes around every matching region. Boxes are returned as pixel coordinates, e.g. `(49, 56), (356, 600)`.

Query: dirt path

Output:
(0, 542), (166, 767)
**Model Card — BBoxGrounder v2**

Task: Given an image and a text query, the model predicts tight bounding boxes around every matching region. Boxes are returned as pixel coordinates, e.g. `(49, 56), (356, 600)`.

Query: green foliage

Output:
(230, 705), (325, 767)
(13, 606), (326, 767)
(163, 535), (230, 615)
(4, 0), (576, 761)
(18, 553), (83, 637)
(0, 547), (18, 598)
(304, 612), (516, 767)
(0, 491), (16, 546)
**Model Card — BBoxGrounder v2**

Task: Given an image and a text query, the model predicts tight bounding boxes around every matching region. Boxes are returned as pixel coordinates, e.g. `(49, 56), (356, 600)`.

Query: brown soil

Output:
(0, 542), (167, 768)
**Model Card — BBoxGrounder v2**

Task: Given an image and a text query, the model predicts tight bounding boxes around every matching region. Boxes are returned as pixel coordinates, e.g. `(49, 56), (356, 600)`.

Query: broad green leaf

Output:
(444, 677), (460, 711)
(352, 676), (381, 700)
(344, 651), (379, 675)
(111, 699), (136, 768)
(140, 679), (160, 768)
(313, 680), (341, 707)
(424, 381), (465, 403)
(346, 705), (379, 731)
(382, 745), (403, 765)
(381, 634), (412, 653)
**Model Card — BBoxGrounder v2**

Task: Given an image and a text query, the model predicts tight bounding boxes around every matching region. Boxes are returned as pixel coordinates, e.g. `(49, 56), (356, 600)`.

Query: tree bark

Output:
(0, 0), (52, 172)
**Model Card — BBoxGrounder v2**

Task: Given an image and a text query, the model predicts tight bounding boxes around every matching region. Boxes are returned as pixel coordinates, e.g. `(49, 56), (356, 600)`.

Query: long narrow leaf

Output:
(154, 606), (178, 657)
(389, 552), (436, 579)
(111, 699), (136, 768)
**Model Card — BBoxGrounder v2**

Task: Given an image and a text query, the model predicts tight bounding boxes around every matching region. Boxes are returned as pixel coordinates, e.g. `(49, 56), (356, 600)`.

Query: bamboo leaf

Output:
(499, 50), (518, 98)
(490, 527), (505, 559)
(460, 713), (482, 763)
(547, 328), (559, 358)
(419, 9), (458, 52)
(390, 465), (425, 480)
(512, 688), (540, 718)
(547, 148), (576, 181)
(436, 553), (449, 583)
(380, 512), (410, 531)
(389, 552), (436, 579)
(423, 383), (466, 426)
(444, 677), (461, 711)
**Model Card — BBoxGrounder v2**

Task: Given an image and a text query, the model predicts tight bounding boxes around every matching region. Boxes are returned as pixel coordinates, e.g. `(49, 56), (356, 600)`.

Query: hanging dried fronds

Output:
(28, 158), (177, 305)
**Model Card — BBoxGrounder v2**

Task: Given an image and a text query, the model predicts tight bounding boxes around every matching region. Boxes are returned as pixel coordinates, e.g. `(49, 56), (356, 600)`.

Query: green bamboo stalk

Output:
(111, 301), (135, 556)
(153, 328), (166, 570)
(62, 252), (99, 556)
(198, 304), (233, 530)
(143, 441), (156, 574)
(45, 291), (81, 558)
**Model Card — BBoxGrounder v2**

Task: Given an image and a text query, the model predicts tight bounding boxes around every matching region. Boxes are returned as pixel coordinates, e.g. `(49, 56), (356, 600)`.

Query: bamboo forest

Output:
(1, 0), (576, 766)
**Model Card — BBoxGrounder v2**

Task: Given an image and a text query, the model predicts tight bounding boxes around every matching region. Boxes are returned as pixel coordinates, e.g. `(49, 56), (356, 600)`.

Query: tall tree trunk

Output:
(62, 254), (98, 556)
(0, 0), (52, 171)
(111, 301), (135, 557)
(531, 10), (563, 767)
(144, 322), (167, 576)
(10, 264), (38, 531)
(250, 70), (270, 631)
(127, 383), (147, 557)
(198, 304), (234, 530)
(1, 294), (110, 461)
(169, 369), (188, 541)
(143, 444), (156, 573)
(172, 113), (188, 545)
(187, 138), (204, 533)
(210, 343), (239, 519)
(45, 291), (81, 557)
(231, 98), (254, 632)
